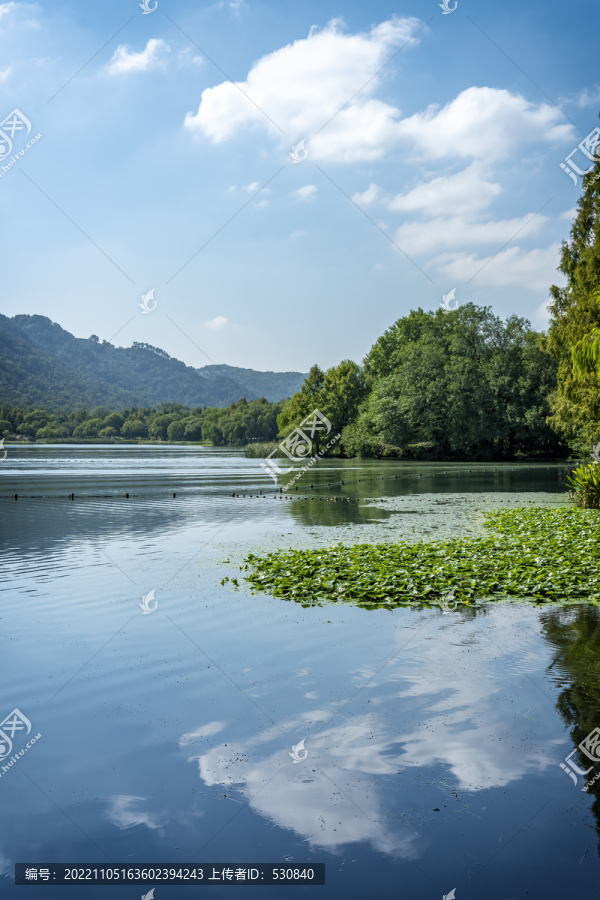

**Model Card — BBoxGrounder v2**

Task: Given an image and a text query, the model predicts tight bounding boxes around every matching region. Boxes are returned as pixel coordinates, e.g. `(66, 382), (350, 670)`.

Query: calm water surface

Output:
(1, 446), (598, 899)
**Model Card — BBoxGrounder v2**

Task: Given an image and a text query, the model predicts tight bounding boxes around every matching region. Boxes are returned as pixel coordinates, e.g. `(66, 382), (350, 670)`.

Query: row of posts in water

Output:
(6, 464), (576, 500)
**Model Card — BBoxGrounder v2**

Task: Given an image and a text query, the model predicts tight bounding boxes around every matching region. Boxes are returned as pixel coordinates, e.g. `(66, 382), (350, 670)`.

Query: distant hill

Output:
(0, 314), (308, 410)
(196, 364), (307, 402)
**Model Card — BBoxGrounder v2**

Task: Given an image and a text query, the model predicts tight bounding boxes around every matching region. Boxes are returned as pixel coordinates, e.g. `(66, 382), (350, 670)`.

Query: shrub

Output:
(567, 463), (600, 509)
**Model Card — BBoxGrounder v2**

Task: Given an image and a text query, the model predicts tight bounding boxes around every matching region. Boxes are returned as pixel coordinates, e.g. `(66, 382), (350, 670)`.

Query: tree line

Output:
(0, 397), (284, 445)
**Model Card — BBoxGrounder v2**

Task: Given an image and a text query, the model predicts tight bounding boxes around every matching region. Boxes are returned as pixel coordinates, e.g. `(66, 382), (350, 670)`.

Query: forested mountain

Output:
(196, 364), (307, 402)
(0, 314), (306, 409)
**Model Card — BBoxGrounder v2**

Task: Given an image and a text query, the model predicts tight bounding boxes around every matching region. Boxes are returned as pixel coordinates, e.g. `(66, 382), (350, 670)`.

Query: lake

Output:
(1, 446), (598, 899)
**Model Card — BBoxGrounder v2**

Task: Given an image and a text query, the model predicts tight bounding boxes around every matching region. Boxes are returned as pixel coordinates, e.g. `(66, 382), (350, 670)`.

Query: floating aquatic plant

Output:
(245, 508), (600, 608)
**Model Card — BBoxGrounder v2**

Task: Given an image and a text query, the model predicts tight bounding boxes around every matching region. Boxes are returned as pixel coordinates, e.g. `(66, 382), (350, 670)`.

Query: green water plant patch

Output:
(244, 508), (600, 608)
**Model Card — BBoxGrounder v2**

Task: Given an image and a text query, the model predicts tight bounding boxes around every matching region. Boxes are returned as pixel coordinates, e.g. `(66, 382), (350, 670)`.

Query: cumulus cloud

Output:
(575, 87), (600, 108)
(205, 316), (228, 329)
(292, 184), (317, 201)
(184, 16), (573, 164)
(0, 67), (10, 82)
(0, 2), (15, 20)
(352, 183), (381, 205)
(184, 16), (422, 162)
(396, 86), (572, 161)
(107, 38), (170, 74)
(434, 243), (564, 291)
(386, 163), (502, 216)
(394, 211), (548, 256)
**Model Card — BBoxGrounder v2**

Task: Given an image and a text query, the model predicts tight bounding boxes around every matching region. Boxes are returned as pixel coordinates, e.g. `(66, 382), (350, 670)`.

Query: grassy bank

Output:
(245, 507), (600, 608)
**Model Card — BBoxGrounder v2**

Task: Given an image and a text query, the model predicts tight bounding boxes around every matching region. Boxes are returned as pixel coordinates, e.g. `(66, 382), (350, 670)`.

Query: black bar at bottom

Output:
(16, 864), (325, 885)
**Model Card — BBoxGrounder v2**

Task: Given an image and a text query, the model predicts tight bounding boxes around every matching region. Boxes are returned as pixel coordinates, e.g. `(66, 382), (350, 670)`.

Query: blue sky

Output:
(0, 0), (598, 373)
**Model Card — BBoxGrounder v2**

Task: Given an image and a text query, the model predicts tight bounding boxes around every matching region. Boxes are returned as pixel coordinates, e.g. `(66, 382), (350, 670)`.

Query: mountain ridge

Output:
(0, 314), (307, 409)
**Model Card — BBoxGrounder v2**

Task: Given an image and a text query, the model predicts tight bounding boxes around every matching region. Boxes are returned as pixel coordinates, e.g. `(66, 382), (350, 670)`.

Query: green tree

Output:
(343, 305), (561, 460)
(542, 132), (600, 454)
(121, 418), (148, 438)
(149, 413), (181, 440)
(167, 420), (186, 440)
(103, 412), (125, 433)
(276, 363), (366, 455)
(277, 365), (325, 437)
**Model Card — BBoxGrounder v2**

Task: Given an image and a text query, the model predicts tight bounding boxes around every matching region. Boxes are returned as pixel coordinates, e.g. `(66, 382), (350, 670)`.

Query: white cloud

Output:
(0, 67), (10, 82)
(575, 87), (600, 108)
(180, 721), (226, 745)
(532, 297), (554, 328)
(434, 243), (565, 291)
(184, 17), (573, 164)
(205, 316), (228, 329)
(290, 229), (307, 238)
(352, 183), (381, 205)
(387, 163), (502, 216)
(394, 212), (548, 256)
(292, 184), (317, 201)
(254, 198), (268, 208)
(187, 719), (423, 856)
(560, 207), (577, 220)
(184, 16), (422, 161)
(107, 38), (170, 75)
(104, 796), (165, 832)
(397, 86), (573, 162)
(0, 3), (15, 20)
(177, 48), (203, 68)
